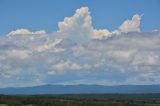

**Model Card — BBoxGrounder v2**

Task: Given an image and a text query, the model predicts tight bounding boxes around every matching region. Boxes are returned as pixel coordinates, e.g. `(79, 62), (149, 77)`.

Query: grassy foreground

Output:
(0, 94), (160, 106)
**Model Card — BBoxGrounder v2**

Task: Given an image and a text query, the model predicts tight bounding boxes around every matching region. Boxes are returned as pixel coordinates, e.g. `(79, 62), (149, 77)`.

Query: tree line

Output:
(0, 94), (160, 106)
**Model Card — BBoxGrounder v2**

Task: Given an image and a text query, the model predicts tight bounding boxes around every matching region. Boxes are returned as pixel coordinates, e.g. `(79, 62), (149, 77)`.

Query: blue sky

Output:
(0, 0), (160, 36)
(0, 0), (160, 87)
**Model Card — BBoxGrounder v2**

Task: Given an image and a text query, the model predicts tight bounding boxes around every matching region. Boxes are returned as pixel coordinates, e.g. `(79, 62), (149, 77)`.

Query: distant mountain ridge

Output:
(0, 84), (160, 95)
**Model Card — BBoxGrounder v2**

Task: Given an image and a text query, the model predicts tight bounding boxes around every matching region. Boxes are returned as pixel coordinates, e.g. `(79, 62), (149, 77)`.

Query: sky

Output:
(0, 0), (160, 87)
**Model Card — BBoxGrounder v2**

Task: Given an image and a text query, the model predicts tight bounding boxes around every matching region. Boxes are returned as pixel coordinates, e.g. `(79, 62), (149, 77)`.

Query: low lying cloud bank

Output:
(0, 7), (160, 86)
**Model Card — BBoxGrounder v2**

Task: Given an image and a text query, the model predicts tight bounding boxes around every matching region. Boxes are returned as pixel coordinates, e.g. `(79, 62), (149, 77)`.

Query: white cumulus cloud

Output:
(8, 28), (46, 37)
(0, 7), (159, 87)
(118, 14), (141, 33)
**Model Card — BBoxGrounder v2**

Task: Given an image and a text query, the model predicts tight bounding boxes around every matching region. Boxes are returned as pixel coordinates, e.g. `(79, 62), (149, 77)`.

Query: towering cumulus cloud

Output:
(118, 14), (141, 33)
(57, 7), (142, 40)
(58, 7), (92, 43)
(0, 7), (160, 87)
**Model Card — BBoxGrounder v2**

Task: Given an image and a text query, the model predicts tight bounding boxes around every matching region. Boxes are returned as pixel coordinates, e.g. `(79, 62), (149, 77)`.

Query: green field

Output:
(0, 104), (7, 106)
(0, 94), (160, 106)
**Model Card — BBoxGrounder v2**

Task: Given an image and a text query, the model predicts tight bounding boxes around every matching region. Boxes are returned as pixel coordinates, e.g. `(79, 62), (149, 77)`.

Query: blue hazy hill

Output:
(0, 85), (160, 95)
